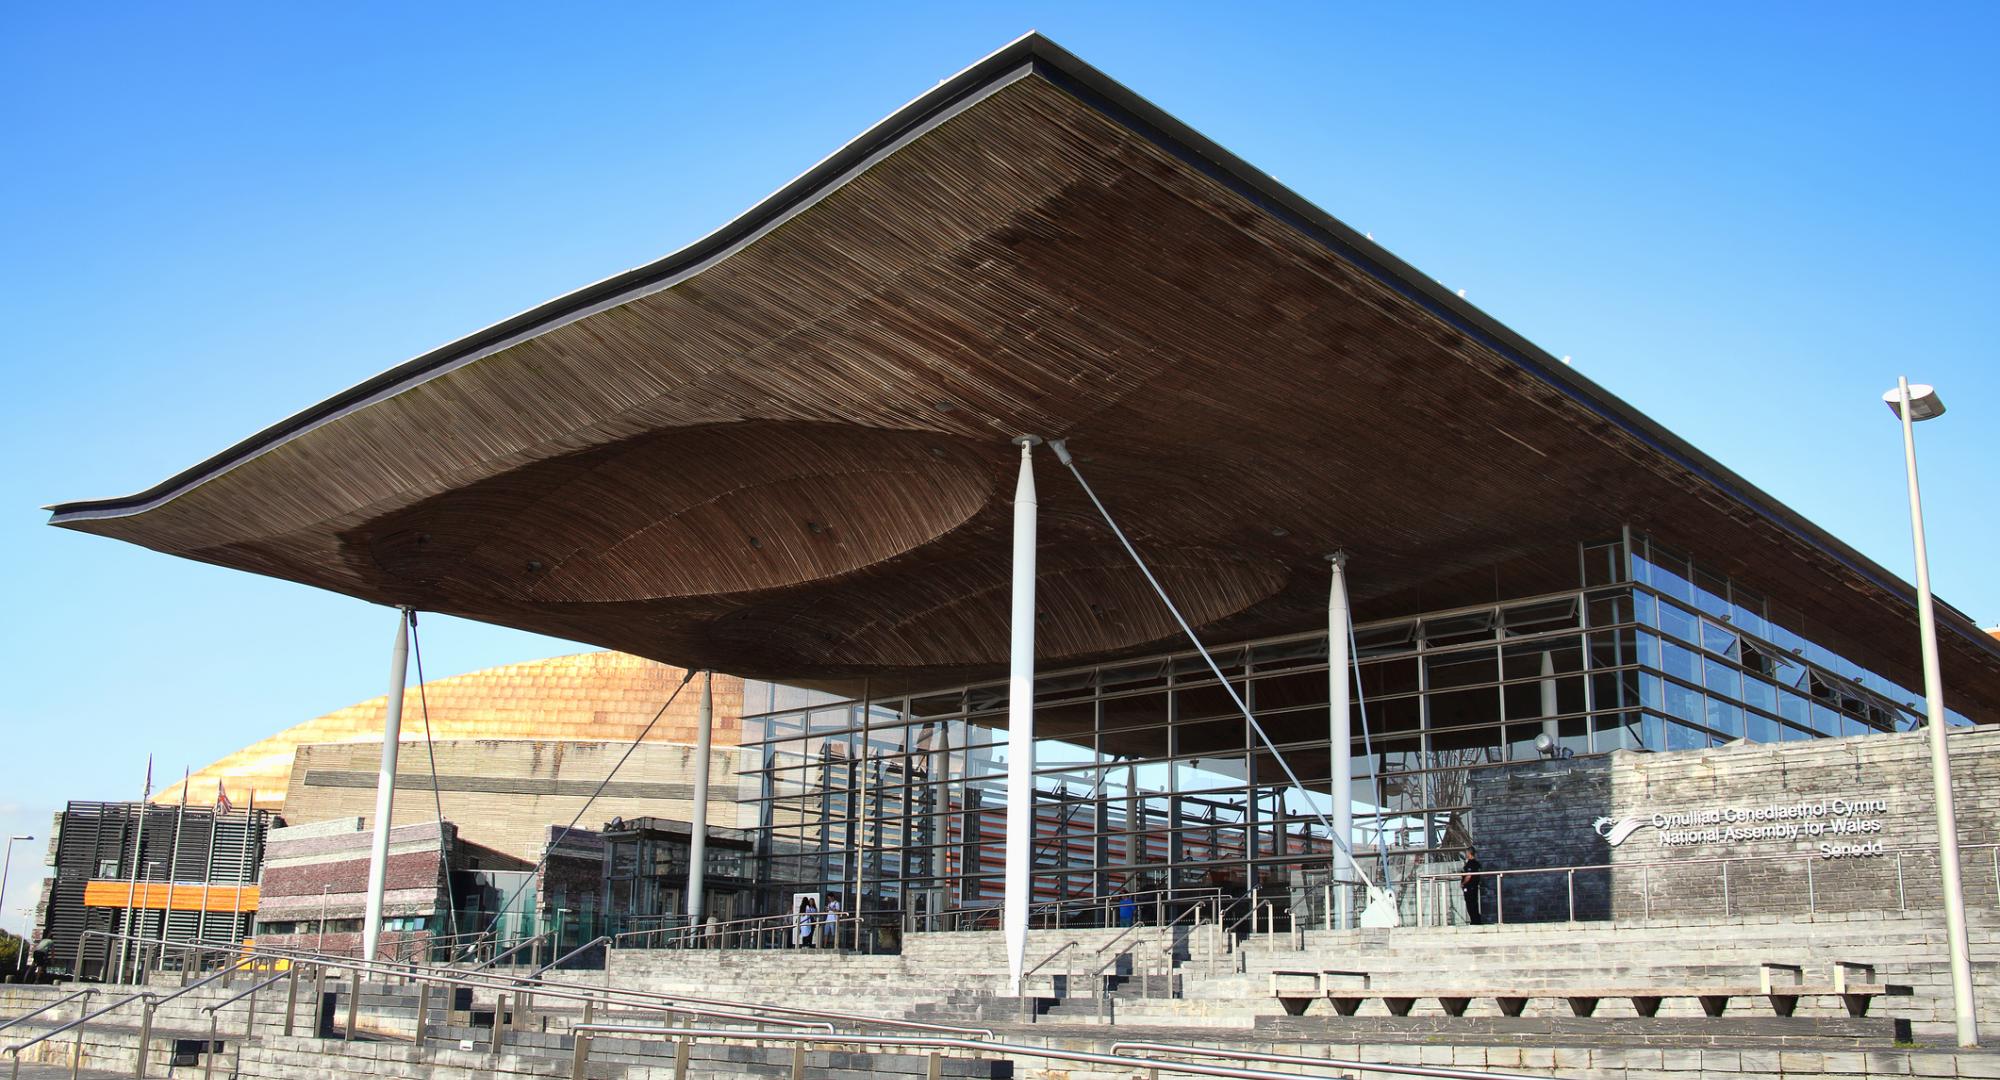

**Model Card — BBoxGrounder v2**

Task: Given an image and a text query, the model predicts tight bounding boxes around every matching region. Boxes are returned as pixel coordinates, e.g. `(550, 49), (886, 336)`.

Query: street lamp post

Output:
(1883, 377), (1978, 1048)
(1, 835), (33, 973)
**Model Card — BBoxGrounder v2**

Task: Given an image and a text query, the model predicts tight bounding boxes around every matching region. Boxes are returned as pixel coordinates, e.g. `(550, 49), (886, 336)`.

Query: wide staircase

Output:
(4, 910), (1997, 1079)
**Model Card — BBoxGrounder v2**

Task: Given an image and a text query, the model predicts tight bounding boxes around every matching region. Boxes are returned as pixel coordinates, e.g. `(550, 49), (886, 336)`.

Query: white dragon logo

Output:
(1592, 815), (1655, 847)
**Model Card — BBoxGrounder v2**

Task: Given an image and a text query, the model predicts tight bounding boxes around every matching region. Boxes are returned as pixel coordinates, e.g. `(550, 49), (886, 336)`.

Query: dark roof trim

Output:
(46, 32), (1996, 664)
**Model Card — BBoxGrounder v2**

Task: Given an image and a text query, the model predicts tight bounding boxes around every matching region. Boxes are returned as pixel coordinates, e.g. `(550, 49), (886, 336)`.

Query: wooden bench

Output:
(1275, 982), (1911, 1019)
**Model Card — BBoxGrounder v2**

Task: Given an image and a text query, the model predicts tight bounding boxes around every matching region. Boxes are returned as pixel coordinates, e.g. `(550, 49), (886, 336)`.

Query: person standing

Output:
(1460, 848), (1485, 926)
(821, 896), (843, 949)
(795, 896), (818, 947)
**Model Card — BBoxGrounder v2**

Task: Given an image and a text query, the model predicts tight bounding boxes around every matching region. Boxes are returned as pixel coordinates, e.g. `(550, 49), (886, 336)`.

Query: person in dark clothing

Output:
(1461, 848), (1485, 925)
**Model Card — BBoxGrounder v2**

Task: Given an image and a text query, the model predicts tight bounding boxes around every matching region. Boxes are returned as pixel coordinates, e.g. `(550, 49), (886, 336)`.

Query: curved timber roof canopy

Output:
(49, 34), (2000, 713)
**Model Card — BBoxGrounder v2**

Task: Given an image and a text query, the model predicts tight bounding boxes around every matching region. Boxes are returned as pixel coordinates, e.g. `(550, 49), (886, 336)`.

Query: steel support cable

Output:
(404, 610), (462, 943)
(452, 668), (697, 961)
(1048, 441), (1378, 893)
(1347, 616), (1396, 890)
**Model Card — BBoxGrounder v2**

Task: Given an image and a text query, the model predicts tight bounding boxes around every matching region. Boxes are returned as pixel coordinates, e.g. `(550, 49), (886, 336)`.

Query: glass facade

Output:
(737, 531), (1952, 923)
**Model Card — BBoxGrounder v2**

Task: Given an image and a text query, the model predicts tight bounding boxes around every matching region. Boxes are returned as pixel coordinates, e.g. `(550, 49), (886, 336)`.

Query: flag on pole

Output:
(216, 779), (234, 815)
(142, 755), (153, 800)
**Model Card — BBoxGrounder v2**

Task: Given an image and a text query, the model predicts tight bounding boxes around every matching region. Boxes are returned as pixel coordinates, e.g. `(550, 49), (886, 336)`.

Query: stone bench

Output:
(1273, 982), (1912, 1019)
(1265, 968), (1370, 996)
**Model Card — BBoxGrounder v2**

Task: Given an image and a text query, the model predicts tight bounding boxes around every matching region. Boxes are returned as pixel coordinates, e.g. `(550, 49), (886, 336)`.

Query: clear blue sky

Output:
(2, 4), (1994, 936)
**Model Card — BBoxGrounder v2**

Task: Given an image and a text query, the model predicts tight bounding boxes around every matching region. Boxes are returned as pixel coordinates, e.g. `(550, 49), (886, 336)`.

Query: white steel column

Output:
(1327, 554), (1353, 887)
(1895, 378), (1979, 1047)
(686, 671), (714, 930)
(1004, 437), (1038, 996)
(361, 607), (412, 962)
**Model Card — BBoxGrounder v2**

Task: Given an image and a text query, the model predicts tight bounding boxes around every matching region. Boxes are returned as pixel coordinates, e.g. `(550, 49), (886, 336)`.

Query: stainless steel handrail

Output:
(5, 989), (154, 1079)
(1414, 840), (2000, 926)
(467, 930), (553, 971)
(4, 950), (263, 1079)
(250, 943), (995, 1039)
(0, 990), (95, 1035)
(243, 948), (837, 1034)
(530, 935), (611, 977)
(1111, 1040), (1572, 1080)
(611, 909), (856, 949)
(568, 1025), (1355, 1080)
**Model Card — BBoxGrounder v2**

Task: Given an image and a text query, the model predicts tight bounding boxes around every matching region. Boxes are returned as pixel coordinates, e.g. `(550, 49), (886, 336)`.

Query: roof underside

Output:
(49, 35), (2000, 713)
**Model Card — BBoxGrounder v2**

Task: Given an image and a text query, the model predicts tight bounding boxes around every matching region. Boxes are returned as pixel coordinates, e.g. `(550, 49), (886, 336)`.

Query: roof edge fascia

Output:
(44, 32), (1997, 663)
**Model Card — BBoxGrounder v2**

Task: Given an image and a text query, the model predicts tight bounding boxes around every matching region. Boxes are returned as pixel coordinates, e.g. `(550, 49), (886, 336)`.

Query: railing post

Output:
(283, 962), (300, 1037)
(1496, 875), (1504, 925)
(1567, 870), (1576, 922)
(1897, 853), (1907, 911)
(135, 999), (155, 1079)
(70, 1025), (82, 1080)
(1722, 862), (1731, 916)
(202, 1015), (217, 1080)
(345, 970), (360, 1041)
(311, 964), (327, 1037)
(569, 1017), (590, 1078)
(927, 1051), (943, 1080)
(490, 994), (507, 1056)
(673, 1036), (689, 1080)
(412, 982), (429, 1048)
(1642, 866), (1651, 919)
(1806, 860), (1816, 914)
(791, 1042), (807, 1080)
(244, 980), (259, 1039)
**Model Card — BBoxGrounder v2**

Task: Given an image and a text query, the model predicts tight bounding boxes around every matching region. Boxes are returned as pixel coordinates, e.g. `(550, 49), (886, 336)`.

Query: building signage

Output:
(1593, 797), (1889, 858)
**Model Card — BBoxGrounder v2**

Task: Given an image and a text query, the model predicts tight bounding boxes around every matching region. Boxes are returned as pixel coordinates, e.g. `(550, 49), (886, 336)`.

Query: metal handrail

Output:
(467, 929), (553, 971)
(5, 950), (263, 1077)
(4, 990), (153, 1080)
(1415, 840), (2000, 925)
(0, 990), (94, 1035)
(953, 885), (1222, 930)
(611, 909), (856, 949)
(242, 948), (845, 1034)
(202, 965), (297, 1015)
(249, 943), (995, 1039)
(529, 935), (611, 977)
(1111, 1040), (1570, 1080)
(568, 1025), (1356, 1080)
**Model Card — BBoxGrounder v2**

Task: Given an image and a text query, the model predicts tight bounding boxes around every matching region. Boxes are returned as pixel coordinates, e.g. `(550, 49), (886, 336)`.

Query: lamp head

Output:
(1883, 383), (1945, 422)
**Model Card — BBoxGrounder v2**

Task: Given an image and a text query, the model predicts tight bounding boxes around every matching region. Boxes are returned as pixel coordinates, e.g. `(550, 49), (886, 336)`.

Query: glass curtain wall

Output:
(739, 532), (1936, 924)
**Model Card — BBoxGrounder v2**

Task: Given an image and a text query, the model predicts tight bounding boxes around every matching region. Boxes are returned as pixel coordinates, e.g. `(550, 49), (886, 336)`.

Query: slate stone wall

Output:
(1453, 726), (1999, 923)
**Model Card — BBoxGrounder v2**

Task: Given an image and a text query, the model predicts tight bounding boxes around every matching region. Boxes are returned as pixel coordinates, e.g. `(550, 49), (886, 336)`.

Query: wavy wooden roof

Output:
(48, 34), (2000, 714)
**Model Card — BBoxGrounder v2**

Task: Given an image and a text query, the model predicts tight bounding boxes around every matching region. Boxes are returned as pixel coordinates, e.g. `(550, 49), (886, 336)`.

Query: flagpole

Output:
(117, 756), (153, 982)
(237, 788), (256, 949)
(199, 781), (224, 949)
(168, 768), (189, 954)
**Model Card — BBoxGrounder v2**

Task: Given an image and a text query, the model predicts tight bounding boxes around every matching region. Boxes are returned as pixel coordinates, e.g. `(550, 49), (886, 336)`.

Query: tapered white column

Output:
(687, 671), (714, 929)
(1004, 437), (1038, 996)
(361, 607), (411, 962)
(1327, 554), (1353, 884)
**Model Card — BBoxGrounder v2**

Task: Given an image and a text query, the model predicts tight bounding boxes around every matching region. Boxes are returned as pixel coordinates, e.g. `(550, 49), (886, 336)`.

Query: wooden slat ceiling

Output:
(48, 37), (2000, 715)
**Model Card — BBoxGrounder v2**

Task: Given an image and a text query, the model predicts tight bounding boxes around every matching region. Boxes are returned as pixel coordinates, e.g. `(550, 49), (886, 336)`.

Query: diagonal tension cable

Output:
(1348, 616), (1395, 890)
(1049, 440), (1379, 893)
(453, 666), (697, 961)
(404, 610), (462, 944)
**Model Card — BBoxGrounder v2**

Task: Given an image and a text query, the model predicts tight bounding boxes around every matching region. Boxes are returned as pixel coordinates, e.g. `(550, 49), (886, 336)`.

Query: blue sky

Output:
(1, 4), (1994, 936)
